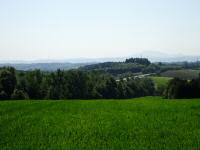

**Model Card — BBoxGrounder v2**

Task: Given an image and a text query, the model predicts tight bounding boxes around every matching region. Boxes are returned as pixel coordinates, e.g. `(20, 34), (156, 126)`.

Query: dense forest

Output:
(0, 67), (155, 100)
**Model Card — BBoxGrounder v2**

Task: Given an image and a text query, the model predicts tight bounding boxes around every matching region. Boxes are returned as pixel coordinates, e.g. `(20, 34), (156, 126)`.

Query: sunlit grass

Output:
(150, 76), (172, 88)
(1, 97), (200, 149)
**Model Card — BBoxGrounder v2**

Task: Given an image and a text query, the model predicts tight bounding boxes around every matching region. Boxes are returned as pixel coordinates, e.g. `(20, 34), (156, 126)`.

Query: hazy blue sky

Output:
(0, 0), (200, 60)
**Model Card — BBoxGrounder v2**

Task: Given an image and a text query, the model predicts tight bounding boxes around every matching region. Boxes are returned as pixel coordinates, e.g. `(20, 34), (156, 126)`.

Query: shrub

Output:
(11, 89), (29, 100)
(0, 91), (9, 100)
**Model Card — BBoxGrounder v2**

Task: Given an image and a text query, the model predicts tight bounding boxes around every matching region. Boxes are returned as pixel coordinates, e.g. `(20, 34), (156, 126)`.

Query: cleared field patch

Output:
(151, 76), (172, 87)
(1, 97), (200, 149)
(161, 69), (200, 80)
(150, 77), (172, 95)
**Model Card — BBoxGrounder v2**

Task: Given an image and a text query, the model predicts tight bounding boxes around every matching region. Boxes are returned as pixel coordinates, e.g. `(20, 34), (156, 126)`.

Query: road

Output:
(116, 73), (156, 82)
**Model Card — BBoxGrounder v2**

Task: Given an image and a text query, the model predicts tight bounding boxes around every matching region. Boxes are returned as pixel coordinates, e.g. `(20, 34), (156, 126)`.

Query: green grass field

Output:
(1, 97), (200, 150)
(150, 76), (172, 88)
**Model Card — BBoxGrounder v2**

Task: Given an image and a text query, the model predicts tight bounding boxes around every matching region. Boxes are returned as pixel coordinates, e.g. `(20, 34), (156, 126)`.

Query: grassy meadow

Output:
(1, 97), (200, 149)
(150, 76), (172, 87)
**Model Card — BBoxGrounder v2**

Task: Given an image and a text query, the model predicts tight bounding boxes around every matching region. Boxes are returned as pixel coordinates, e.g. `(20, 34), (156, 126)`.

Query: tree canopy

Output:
(0, 67), (155, 100)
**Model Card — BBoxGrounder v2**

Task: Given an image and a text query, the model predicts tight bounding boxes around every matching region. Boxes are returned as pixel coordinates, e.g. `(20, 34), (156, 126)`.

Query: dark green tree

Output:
(25, 70), (44, 99)
(47, 69), (67, 99)
(0, 68), (17, 98)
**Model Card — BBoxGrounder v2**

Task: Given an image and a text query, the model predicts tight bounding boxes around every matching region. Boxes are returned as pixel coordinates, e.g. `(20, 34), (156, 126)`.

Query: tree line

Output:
(0, 67), (155, 100)
(125, 58), (151, 66)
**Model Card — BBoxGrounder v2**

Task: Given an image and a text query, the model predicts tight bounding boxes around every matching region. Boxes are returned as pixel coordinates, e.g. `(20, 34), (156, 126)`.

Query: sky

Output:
(0, 0), (200, 60)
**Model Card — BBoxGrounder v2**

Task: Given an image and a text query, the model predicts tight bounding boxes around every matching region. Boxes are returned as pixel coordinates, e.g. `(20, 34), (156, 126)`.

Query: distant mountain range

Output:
(135, 51), (200, 62)
(0, 51), (199, 71)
